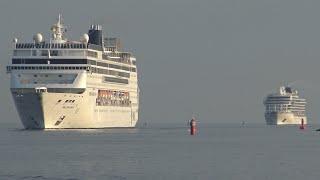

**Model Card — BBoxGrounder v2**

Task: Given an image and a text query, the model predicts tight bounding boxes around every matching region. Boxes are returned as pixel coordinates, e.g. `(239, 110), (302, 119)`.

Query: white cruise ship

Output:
(263, 86), (307, 125)
(6, 15), (139, 129)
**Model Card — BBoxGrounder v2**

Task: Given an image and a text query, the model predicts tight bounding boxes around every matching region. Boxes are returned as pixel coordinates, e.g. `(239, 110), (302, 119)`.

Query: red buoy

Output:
(299, 119), (305, 130)
(190, 118), (196, 135)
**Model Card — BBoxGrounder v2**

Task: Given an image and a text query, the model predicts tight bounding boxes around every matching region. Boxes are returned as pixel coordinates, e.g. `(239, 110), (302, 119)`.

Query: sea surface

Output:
(0, 122), (320, 180)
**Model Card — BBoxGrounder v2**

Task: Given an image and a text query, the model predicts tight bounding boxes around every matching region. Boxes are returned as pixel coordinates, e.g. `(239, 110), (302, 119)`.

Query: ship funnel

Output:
(88, 24), (103, 46)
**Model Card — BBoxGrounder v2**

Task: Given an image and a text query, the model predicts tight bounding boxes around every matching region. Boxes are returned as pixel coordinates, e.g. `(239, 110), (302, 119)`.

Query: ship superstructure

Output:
(6, 15), (139, 129)
(264, 86), (307, 125)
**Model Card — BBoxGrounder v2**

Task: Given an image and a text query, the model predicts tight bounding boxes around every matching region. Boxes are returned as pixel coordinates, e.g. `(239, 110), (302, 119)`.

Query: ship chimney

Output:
(88, 24), (103, 46)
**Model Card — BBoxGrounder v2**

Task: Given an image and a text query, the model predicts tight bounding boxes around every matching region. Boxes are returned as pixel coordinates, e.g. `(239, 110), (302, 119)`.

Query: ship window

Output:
(34, 74), (37, 77)
(97, 62), (104, 67)
(109, 64), (121, 69)
(12, 59), (22, 64)
(58, 75), (62, 77)
(102, 54), (108, 60)
(104, 77), (129, 84)
(54, 67), (58, 70)
(131, 68), (136, 72)
(45, 74), (48, 77)
(88, 51), (98, 58)
(50, 50), (59, 56)
(41, 50), (48, 56)
(122, 66), (130, 71)
(72, 67), (76, 70)
(119, 72), (130, 78)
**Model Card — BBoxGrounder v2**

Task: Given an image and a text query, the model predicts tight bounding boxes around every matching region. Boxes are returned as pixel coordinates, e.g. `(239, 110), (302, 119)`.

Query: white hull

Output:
(265, 112), (307, 125)
(7, 17), (140, 129)
(12, 90), (138, 129)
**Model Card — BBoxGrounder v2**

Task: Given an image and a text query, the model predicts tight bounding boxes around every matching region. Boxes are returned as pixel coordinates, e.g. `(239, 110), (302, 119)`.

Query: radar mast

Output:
(51, 14), (66, 43)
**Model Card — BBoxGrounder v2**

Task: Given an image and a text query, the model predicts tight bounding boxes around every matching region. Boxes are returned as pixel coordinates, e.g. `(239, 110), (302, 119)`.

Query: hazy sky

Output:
(1, 0), (320, 125)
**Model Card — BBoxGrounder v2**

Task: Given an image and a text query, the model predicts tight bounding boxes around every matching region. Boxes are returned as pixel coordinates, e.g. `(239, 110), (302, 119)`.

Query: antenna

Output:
(51, 14), (66, 43)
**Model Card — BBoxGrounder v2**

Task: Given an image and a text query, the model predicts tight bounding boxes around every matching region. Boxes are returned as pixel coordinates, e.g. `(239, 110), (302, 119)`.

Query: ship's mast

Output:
(51, 14), (66, 43)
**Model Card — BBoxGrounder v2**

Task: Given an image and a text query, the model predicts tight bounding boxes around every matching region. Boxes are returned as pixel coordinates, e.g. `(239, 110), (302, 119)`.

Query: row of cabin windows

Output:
(9, 66), (88, 70)
(88, 60), (136, 72)
(91, 67), (130, 78)
(12, 58), (136, 72)
(12, 59), (87, 64)
(33, 74), (63, 78)
(104, 77), (129, 84)
(8, 66), (131, 78)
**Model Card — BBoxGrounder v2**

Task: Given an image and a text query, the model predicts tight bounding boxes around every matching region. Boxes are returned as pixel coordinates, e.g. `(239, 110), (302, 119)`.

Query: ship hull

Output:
(12, 90), (138, 129)
(265, 112), (307, 125)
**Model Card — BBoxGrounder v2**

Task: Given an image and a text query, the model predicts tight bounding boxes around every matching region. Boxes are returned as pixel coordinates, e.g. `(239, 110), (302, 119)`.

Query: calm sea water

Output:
(0, 122), (320, 180)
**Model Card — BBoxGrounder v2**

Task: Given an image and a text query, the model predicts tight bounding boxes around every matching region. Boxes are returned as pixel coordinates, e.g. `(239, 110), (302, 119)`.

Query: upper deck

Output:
(12, 43), (133, 63)
(7, 15), (138, 89)
(9, 14), (135, 66)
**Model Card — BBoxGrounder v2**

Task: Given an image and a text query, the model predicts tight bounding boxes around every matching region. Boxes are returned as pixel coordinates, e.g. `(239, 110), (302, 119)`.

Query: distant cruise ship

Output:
(6, 15), (139, 129)
(264, 86), (307, 125)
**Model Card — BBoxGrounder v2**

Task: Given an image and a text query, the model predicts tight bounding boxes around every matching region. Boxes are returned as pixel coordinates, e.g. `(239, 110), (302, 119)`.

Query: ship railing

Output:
(15, 43), (87, 49)
(88, 44), (103, 51)
(13, 49), (87, 57)
(101, 54), (131, 65)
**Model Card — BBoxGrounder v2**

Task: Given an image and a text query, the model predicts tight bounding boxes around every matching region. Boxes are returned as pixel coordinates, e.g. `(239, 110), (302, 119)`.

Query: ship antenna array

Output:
(51, 14), (66, 43)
